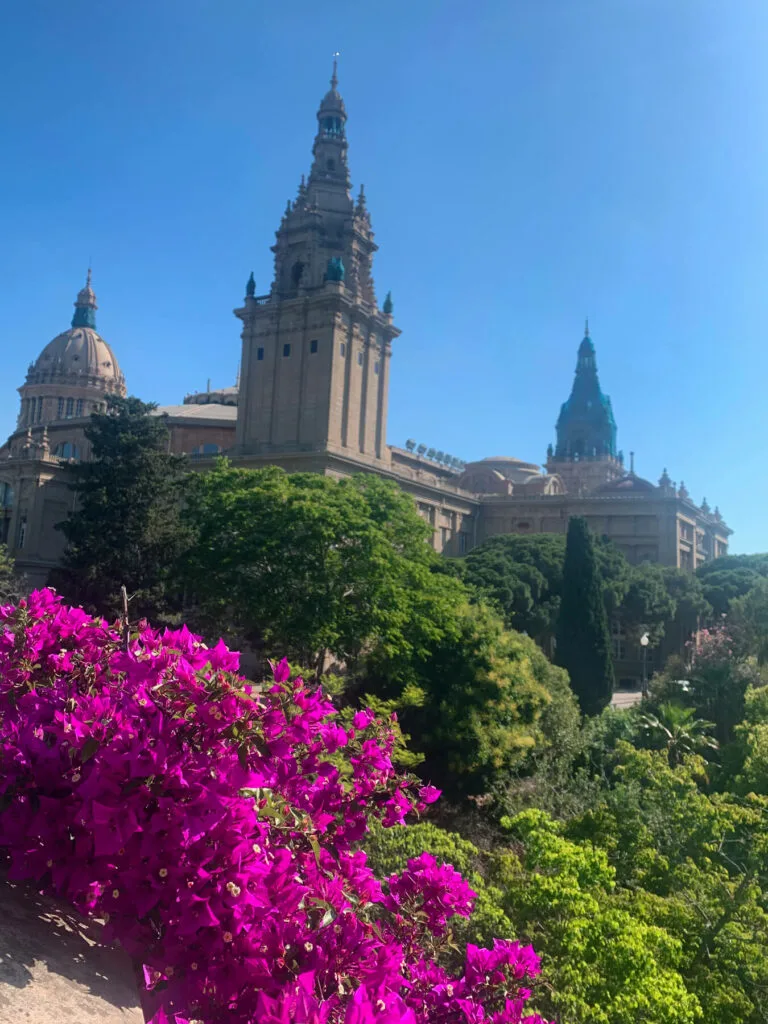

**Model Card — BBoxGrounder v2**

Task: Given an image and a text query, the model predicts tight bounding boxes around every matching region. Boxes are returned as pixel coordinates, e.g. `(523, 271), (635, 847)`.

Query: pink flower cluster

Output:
(0, 590), (546, 1024)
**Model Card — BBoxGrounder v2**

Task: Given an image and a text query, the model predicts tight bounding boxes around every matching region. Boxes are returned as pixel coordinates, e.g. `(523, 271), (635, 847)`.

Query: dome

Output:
(26, 272), (124, 390)
(31, 326), (124, 388)
(598, 473), (657, 495)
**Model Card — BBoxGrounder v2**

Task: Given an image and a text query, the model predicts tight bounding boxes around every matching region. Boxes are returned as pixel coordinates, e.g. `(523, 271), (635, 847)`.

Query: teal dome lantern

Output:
(71, 269), (98, 329)
(553, 322), (617, 460)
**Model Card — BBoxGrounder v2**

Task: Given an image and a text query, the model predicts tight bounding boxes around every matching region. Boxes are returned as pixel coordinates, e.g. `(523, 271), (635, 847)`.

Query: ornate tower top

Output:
(309, 55), (350, 192)
(71, 268), (98, 329)
(553, 323), (617, 461)
(267, 61), (383, 310)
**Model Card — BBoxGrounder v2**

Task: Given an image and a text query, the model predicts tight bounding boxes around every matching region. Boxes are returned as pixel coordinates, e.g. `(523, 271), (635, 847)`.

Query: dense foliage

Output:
(0, 542), (21, 603)
(27, 400), (768, 1023)
(0, 589), (547, 1024)
(556, 517), (614, 716)
(51, 396), (190, 621)
(178, 462), (578, 800)
(460, 533), (712, 662)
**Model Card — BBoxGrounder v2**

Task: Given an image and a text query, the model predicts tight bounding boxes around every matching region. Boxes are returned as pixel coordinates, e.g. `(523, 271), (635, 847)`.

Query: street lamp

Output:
(640, 633), (650, 697)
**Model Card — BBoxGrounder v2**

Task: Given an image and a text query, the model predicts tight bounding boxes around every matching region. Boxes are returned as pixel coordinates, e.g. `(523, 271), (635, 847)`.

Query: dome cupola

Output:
(15, 271), (126, 431)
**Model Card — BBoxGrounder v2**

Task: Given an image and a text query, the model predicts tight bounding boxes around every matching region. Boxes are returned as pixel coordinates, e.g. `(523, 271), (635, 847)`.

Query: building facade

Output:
(0, 65), (731, 600)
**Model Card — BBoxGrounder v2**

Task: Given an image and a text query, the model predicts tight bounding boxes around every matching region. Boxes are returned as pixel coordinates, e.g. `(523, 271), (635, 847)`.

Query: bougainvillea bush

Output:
(0, 590), (546, 1024)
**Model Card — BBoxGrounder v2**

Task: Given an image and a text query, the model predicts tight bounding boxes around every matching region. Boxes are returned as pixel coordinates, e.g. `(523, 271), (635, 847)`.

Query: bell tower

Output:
(235, 61), (399, 463)
(546, 322), (624, 493)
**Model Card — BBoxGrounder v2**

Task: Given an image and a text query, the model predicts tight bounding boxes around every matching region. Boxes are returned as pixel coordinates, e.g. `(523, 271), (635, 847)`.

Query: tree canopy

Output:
(51, 395), (191, 621)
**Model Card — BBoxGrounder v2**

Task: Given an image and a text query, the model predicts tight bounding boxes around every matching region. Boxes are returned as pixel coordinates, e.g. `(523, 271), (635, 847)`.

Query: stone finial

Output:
(678, 480), (689, 500)
(246, 272), (256, 299)
(356, 183), (367, 213)
(331, 53), (340, 91)
(547, 442), (554, 459)
(658, 467), (674, 494)
(383, 291), (393, 316)
(584, 316), (590, 338)
(714, 506), (723, 522)
(40, 426), (49, 455)
(701, 497), (711, 515)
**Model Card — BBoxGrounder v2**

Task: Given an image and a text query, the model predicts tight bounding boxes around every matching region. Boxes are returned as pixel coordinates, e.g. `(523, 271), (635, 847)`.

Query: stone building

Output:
(0, 64), (731, 612)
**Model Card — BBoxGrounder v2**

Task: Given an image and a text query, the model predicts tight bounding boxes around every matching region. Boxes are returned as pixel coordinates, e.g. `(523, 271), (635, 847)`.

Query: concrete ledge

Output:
(0, 877), (143, 1022)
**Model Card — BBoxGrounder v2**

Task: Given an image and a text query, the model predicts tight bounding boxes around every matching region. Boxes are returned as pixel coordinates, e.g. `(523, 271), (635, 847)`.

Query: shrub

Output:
(0, 589), (546, 1024)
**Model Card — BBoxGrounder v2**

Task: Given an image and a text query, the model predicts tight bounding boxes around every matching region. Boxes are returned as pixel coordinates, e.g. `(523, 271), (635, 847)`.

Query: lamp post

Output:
(640, 632), (650, 698)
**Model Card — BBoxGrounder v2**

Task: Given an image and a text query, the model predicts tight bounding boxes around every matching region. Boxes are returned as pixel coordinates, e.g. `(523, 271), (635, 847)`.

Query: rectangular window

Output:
(18, 518), (27, 550)
(37, 397), (44, 422)
(310, 339), (318, 354)
(57, 397), (64, 419)
(65, 397), (74, 417)
(257, 347), (264, 361)
(75, 399), (83, 417)
(374, 361), (380, 375)
(283, 343), (291, 357)
(459, 532), (468, 554)
(340, 343), (346, 357)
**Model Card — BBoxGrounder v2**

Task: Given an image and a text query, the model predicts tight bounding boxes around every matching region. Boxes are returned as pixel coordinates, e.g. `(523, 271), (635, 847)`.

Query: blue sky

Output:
(1, 0), (767, 551)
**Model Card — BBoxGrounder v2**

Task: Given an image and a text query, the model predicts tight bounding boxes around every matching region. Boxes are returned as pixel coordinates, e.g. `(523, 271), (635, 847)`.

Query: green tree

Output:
(494, 809), (700, 1024)
(0, 544), (21, 603)
(460, 534), (565, 649)
(638, 701), (719, 767)
(687, 627), (764, 745)
(181, 463), (578, 797)
(619, 563), (676, 645)
(696, 554), (768, 618)
(730, 578), (768, 665)
(50, 396), (191, 621)
(662, 567), (711, 650)
(556, 517), (614, 716)
(366, 600), (578, 799)
(180, 462), (445, 673)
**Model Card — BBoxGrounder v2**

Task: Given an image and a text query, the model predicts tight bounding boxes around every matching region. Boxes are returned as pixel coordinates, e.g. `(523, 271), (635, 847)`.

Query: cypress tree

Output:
(556, 516), (614, 715)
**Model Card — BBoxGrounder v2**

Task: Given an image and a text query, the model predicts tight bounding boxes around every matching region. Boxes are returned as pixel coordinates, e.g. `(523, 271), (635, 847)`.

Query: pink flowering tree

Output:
(688, 624), (762, 744)
(0, 590), (546, 1024)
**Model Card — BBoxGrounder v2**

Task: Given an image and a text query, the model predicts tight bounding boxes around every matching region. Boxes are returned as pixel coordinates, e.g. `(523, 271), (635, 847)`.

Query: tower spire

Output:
(553, 325), (617, 461)
(331, 51), (339, 90)
(71, 268), (98, 329)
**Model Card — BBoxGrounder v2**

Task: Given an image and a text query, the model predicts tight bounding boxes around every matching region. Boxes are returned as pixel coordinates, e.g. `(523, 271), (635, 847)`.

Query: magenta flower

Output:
(0, 589), (547, 1024)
